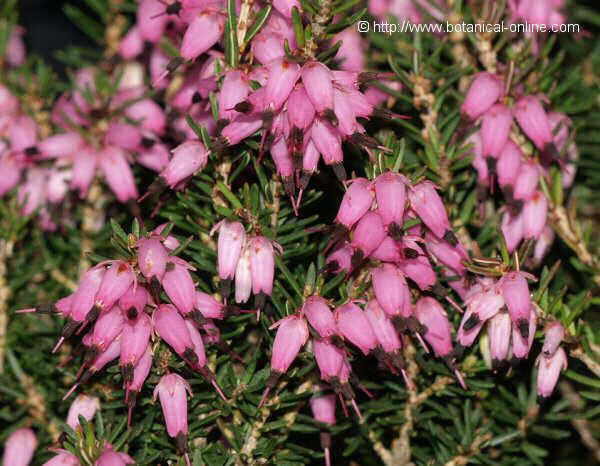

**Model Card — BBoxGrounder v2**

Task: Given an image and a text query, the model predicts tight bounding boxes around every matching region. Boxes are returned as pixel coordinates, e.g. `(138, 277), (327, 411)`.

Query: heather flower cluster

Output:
(463, 72), (577, 259)
(18, 225), (231, 462)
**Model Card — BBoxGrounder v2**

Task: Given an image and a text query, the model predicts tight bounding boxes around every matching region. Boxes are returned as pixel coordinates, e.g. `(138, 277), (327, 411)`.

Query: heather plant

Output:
(1, 0), (600, 465)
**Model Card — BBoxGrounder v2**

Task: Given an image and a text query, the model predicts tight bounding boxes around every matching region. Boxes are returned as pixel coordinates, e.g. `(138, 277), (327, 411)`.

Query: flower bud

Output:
(513, 161), (540, 202)
(461, 72), (503, 120)
(536, 347), (567, 398)
(66, 394), (100, 429)
(335, 303), (377, 355)
(2, 428), (37, 466)
(271, 315), (309, 373)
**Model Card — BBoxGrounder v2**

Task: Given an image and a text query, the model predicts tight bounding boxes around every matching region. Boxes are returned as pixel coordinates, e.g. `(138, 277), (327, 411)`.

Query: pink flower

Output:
(335, 303), (377, 355)
(120, 312), (153, 382)
(522, 192), (548, 239)
(415, 297), (453, 358)
(310, 394), (336, 425)
(180, 12), (226, 61)
(542, 322), (565, 358)
(497, 141), (522, 189)
(301, 61), (334, 114)
(235, 246), (252, 303)
(303, 296), (337, 339)
(95, 261), (135, 312)
(270, 315), (309, 373)
(481, 104), (513, 158)
(351, 211), (386, 258)
(512, 310), (537, 360)
(425, 233), (468, 275)
(66, 394), (100, 429)
(194, 292), (225, 320)
(99, 146), (138, 202)
(154, 373), (192, 443)
(313, 338), (344, 381)
(364, 300), (402, 355)
(137, 237), (169, 282)
(461, 72), (503, 120)
(514, 95), (554, 151)
(325, 244), (354, 274)
(488, 312), (511, 365)
(335, 178), (373, 229)
(162, 257), (196, 315)
(501, 211), (524, 253)
(249, 236), (278, 298)
(265, 58), (301, 111)
(500, 271), (532, 338)
(41, 450), (79, 466)
(153, 305), (196, 363)
(374, 172), (407, 230)
(408, 181), (453, 242)
(536, 347), (567, 398)
(160, 141), (209, 189)
(2, 428), (37, 466)
(371, 264), (410, 317)
(87, 306), (125, 355)
(118, 286), (149, 318)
